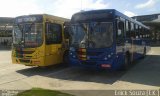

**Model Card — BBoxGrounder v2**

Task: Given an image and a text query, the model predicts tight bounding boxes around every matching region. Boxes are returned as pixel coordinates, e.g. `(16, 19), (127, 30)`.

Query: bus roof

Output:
(71, 9), (149, 29)
(15, 14), (70, 24)
(114, 10), (150, 29)
(43, 14), (70, 22)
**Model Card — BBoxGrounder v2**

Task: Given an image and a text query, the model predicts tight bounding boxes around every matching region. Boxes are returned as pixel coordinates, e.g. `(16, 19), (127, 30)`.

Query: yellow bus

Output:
(12, 14), (70, 66)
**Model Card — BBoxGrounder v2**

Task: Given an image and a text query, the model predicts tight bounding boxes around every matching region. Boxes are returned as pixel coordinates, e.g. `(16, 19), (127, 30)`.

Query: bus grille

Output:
(16, 54), (23, 58)
(87, 52), (103, 56)
(81, 61), (97, 65)
(16, 50), (35, 54)
(19, 59), (30, 63)
(15, 50), (35, 58)
(22, 51), (35, 54)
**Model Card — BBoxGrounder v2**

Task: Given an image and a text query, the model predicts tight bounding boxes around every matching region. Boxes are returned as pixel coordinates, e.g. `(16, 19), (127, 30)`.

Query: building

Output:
(0, 17), (14, 46)
(132, 14), (160, 42)
(132, 13), (160, 22)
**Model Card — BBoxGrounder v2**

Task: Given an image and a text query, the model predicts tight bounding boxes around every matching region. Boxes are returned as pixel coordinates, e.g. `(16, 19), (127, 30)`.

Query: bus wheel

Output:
(124, 52), (131, 70)
(63, 52), (69, 66)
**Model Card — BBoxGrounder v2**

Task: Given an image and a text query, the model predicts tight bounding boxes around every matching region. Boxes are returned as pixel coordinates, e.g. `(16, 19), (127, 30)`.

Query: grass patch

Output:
(17, 88), (74, 96)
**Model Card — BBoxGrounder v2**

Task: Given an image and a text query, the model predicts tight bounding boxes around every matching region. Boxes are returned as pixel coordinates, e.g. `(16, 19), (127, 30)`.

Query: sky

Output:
(0, 0), (159, 18)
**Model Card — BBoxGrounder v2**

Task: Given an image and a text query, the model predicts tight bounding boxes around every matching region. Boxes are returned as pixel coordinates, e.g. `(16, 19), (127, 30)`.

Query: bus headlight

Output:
(108, 55), (111, 58)
(69, 52), (77, 58)
(70, 52), (73, 55)
(73, 55), (76, 58)
(104, 57), (108, 60)
(69, 47), (75, 51)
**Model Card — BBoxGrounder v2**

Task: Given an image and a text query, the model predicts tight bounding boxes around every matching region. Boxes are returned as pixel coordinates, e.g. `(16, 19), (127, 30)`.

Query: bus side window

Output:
(126, 21), (130, 38)
(143, 28), (146, 38)
(147, 30), (150, 39)
(46, 23), (62, 44)
(139, 26), (142, 38)
(135, 24), (139, 39)
(130, 22), (135, 39)
(63, 22), (70, 39)
(117, 20), (125, 44)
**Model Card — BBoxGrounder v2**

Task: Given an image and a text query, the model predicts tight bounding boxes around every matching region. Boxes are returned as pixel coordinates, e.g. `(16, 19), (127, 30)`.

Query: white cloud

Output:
(48, 0), (110, 18)
(83, 0), (110, 10)
(124, 11), (137, 17)
(135, 0), (156, 9)
(0, 0), (110, 18)
(0, 0), (43, 17)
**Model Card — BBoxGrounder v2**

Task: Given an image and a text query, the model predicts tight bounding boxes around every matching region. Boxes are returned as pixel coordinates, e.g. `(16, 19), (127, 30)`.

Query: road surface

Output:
(0, 47), (159, 96)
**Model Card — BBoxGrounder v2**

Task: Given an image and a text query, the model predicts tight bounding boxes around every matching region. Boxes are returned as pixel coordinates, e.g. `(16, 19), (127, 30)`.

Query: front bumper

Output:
(12, 56), (45, 66)
(69, 58), (113, 70)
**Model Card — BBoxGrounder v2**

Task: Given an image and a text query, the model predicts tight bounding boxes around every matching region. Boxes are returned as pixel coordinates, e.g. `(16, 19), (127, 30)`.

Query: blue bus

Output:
(69, 9), (150, 70)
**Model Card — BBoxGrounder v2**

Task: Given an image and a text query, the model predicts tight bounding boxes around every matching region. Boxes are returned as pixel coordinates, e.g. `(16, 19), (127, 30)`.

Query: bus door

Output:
(45, 22), (63, 65)
(116, 19), (125, 55)
(130, 23), (136, 61)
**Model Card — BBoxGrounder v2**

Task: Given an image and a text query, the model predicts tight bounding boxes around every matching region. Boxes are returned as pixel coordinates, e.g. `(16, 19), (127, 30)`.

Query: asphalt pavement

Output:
(0, 47), (159, 96)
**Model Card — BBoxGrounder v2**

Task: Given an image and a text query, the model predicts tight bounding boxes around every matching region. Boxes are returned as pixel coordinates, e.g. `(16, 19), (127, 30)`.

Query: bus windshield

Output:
(13, 23), (43, 48)
(70, 24), (86, 48)
(70, 22), (113, 48)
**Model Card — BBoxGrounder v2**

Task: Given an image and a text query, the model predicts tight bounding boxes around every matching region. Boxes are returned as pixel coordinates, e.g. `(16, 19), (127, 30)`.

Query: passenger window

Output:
(135, 25), (139, 38)
(117, 20), (125, 44)
(117, 21), (124, 37)
(139, 26), (142, 38)
(126, 21), (131, 38)
(130, 23), (135, 38)
(46, 23), (62, 44)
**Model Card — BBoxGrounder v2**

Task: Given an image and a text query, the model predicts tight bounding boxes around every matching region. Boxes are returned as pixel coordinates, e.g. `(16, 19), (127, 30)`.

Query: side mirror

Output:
(64, 26), (71, 39)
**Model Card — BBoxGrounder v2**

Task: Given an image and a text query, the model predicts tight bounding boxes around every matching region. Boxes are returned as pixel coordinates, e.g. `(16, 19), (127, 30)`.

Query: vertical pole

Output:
(81, 0), (83, 11)
(131, 37), (134, 64)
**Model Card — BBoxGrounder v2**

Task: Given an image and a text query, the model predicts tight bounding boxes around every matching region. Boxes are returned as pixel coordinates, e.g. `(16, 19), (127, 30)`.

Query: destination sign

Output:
(71, 10), (114, 22)
(15, 15), (43, 23)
